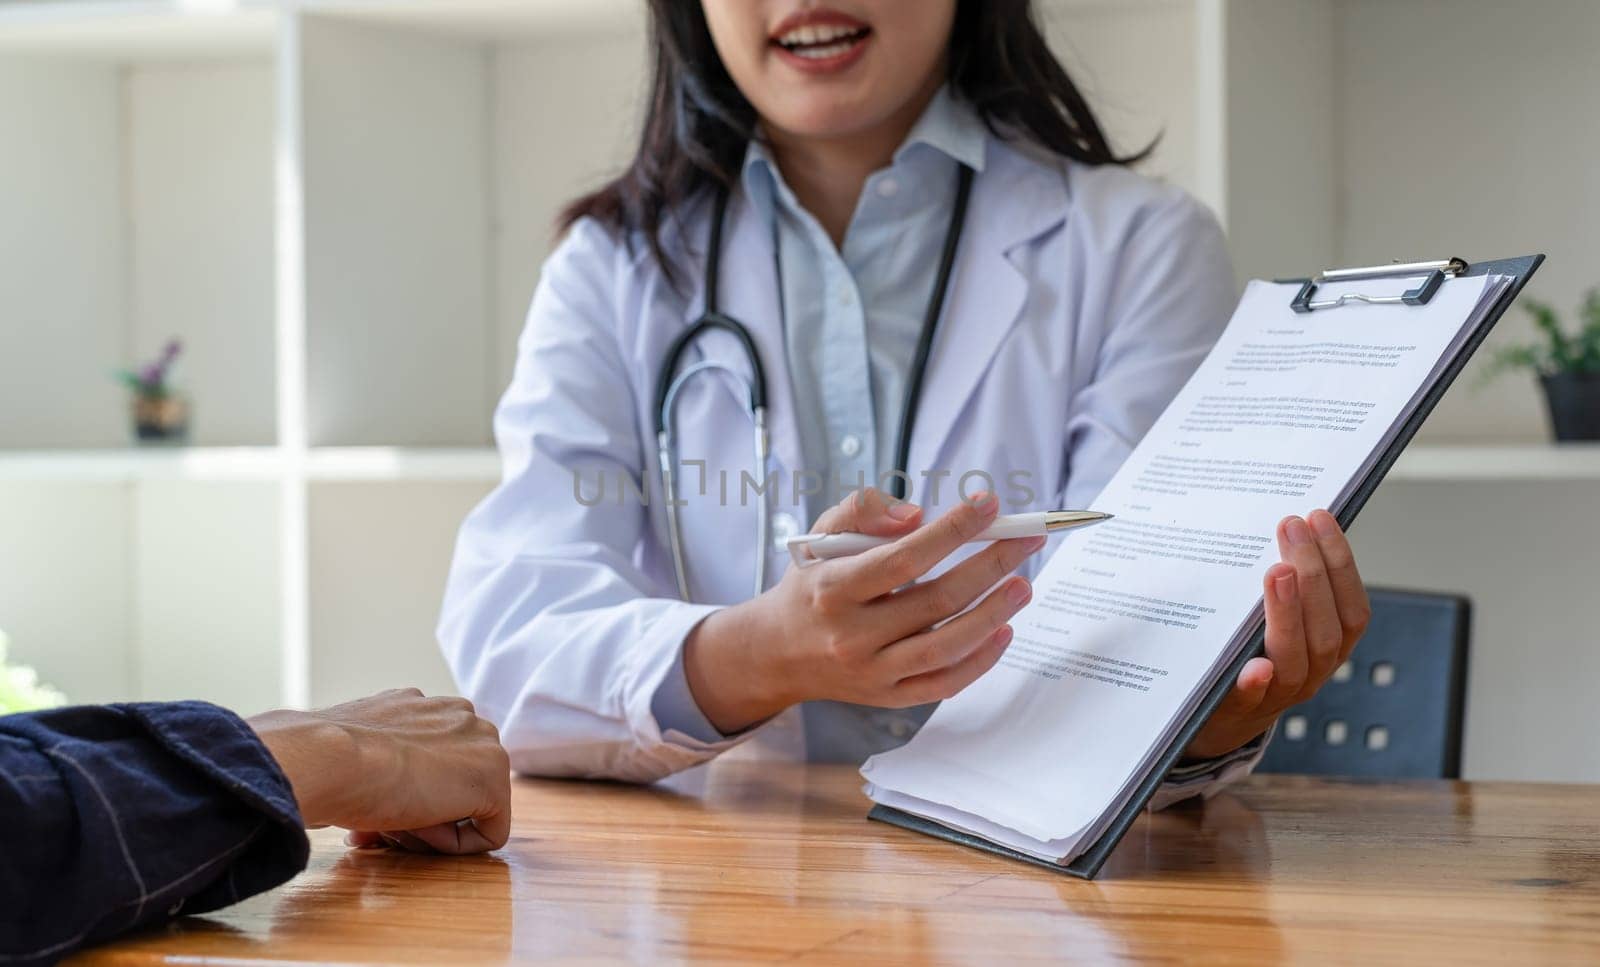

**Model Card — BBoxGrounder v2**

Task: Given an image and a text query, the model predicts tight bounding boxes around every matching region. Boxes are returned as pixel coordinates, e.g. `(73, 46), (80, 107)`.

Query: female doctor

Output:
(439, 0), (1371, 797)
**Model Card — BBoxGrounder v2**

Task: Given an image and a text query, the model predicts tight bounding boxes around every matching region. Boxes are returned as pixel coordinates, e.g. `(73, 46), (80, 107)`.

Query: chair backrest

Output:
(1256, 587), (1470, 779)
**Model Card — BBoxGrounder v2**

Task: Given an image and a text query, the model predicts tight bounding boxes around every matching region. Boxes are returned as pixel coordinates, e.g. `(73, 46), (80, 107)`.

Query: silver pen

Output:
(785, 510), (1112, 564)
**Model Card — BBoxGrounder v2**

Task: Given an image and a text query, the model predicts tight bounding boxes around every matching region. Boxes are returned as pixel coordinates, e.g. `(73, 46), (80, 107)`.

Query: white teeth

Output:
(793, 40), (855, 59)
(778, 23), (863, 48)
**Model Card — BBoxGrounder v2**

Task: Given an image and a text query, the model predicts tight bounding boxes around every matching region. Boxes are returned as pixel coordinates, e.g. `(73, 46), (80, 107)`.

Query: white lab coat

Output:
(439, 139), (1244, 785)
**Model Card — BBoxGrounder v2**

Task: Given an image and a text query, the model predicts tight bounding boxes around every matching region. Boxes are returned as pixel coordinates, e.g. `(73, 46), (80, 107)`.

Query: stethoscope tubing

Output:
(656, 165), (973, 602)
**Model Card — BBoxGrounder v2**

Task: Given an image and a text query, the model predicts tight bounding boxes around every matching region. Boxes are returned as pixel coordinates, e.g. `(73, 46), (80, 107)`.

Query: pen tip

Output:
(1044, 510), (1114, 531)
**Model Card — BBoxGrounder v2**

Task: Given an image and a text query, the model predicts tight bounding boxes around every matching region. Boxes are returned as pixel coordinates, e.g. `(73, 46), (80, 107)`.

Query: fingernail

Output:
(1007, 580), (1032, 607)
(971, 492), (998, 516)
(1025, 535), (1048, 553)
(1309, 510), (1340, 539)
(994, 625), (1014, 648)
(1284, 517), (1313, 546)
(1275, 571), (1297, 602)
(887, 502), (920, 521)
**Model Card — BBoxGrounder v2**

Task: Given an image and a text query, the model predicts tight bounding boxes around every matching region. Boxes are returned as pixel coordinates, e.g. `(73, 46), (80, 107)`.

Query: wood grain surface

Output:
(69, 764), (1600, 965)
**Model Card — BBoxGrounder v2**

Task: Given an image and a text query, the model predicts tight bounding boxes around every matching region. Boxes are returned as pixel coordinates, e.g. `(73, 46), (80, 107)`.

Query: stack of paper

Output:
(862, 272), (1514, 866)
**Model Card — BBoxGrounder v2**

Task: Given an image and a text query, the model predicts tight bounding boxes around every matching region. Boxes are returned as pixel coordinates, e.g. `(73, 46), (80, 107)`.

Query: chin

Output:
(766, 91), (891, 141)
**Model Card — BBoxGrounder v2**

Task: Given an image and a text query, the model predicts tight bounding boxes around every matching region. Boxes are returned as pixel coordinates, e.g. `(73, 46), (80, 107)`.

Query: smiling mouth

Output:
(772, 23), (873, 60)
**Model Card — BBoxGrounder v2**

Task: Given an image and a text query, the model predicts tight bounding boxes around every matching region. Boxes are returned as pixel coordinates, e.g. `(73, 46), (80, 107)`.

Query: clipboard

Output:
(870, 253), (1545, 879)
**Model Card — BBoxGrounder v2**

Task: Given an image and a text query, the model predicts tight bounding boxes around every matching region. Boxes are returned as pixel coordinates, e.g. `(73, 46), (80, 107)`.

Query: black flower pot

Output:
(1539, 373), (1600, 441)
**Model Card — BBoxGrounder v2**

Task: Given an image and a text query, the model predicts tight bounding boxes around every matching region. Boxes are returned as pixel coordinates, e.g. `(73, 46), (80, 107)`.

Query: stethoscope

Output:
(655, 164), (975, 603)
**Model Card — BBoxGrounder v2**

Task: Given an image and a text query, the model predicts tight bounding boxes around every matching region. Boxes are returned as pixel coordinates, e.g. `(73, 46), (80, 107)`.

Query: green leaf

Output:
(1582, 288), (1600, 335)
(1476, 343), (1543, 386)
(1522, 298), (1575, 370)
(1579, 289), (1600, 373)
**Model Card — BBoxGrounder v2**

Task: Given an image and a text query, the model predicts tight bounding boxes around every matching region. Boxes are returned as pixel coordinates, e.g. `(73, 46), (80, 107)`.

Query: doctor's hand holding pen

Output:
(684, 488), (1039, 735)
(683, 487), (1371, 761)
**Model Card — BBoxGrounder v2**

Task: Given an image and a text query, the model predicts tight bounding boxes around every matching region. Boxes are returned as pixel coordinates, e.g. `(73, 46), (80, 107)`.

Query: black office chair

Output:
(1256, 588), (1470, 779)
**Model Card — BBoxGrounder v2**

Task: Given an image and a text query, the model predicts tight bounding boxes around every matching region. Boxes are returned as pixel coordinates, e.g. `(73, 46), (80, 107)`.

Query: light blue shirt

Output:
(651, 89), (985, 760)
(745, 86), (987, 510)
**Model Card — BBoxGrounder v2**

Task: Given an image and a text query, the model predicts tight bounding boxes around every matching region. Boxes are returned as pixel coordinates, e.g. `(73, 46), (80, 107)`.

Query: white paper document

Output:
(861, 273), (1513, 865)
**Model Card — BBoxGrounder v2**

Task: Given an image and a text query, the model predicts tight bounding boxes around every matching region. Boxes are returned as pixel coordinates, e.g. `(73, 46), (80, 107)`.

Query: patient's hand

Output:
(1185, 510), (1371, 760)
(250, 688), (511, 854)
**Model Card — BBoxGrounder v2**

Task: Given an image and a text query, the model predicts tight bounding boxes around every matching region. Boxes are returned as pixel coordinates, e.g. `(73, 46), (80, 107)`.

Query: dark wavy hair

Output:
(561, 0), (1147, 275)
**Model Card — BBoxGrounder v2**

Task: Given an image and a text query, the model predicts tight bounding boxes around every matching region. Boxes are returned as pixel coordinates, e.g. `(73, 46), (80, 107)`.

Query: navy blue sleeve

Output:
(0, 702), (310, 966)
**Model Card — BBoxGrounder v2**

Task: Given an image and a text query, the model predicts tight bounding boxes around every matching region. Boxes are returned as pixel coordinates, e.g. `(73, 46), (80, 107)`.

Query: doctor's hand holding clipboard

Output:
(437, 0), (1370, 796)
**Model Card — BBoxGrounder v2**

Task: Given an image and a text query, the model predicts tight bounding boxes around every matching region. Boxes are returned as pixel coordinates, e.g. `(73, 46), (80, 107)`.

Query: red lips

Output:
(769, 7), (873, 75)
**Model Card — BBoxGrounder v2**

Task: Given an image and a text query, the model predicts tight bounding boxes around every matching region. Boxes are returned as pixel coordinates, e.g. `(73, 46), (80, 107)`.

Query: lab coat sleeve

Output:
(1057, 188), (1269, 804)
(438, 219), (748, 783)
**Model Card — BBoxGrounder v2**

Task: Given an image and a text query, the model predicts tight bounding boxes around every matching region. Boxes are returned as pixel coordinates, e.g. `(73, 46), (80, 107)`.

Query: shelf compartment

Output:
(0, 478), (282, 715)
(306, 480), (490, 706)
(0, 23), (277, 449)
(295, 9), (646, 447)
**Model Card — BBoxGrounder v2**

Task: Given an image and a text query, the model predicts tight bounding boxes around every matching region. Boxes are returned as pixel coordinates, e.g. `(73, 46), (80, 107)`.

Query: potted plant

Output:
(116, 339), (190, 445)
(0, 629), (66, 715)
(1483, 291), (1600, 441)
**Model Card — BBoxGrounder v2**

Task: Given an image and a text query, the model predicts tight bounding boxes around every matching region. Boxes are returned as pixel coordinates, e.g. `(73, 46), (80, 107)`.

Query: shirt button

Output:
(888, 718), (914, 739)
(877, 177), (900, 198)
(771, 511), (801, 552)
(839, 434), (863, 458)
(837, 288), (855, 307)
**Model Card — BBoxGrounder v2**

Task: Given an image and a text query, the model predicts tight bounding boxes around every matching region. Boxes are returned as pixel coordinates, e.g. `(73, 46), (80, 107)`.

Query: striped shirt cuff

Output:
(1150, 726), (1274, 810)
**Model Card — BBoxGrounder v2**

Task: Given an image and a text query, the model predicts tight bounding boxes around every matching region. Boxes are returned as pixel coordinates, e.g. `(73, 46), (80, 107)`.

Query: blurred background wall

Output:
(0, 0), (1595, 781)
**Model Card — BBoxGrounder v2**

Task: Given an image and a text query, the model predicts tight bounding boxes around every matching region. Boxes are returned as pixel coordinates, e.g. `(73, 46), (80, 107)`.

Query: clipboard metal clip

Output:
(1291, 257), (1469, 314)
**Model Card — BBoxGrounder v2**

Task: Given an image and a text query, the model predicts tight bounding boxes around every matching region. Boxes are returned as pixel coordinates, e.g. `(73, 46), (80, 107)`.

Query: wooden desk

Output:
(73, 765), (1600, 965)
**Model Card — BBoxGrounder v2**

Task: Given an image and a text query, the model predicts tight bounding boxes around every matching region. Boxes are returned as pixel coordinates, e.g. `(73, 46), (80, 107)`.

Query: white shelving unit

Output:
(0, 2), (284, 713)
(2, 1), (1596, 782)
(0, 0), (650, 713)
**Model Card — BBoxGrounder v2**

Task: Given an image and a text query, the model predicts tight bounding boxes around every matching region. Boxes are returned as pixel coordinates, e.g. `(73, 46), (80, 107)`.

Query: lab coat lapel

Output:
(903, 145), (1069, 499)
(680, 193), (806, 480)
